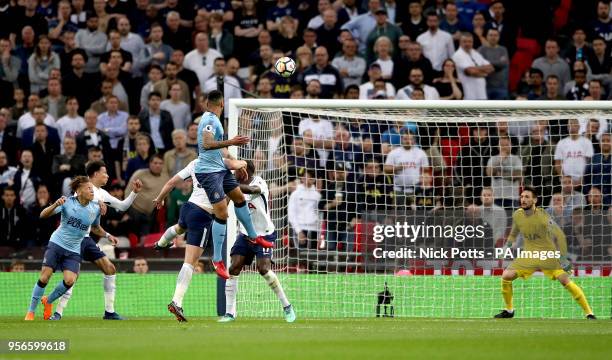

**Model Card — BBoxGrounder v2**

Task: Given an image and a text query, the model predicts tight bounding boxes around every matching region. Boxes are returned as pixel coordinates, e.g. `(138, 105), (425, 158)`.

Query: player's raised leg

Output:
(494, 270), (517, 318)
(557, 272), (596, 319)
(227, 185), (274, 249)
(154, 224), (182, 249)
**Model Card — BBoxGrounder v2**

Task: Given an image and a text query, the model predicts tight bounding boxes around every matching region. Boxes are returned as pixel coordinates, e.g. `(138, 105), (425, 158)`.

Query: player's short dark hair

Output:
(592, 35), (606, 43)
(86, 160), (106, 177)
(70, 175), (91, 192)
(245, 160), (255, 176)
(65, 96), (78, 104)
(207, 90), (223, 106)
(214, 57), (225, 64)
(522, 186), (538, 200)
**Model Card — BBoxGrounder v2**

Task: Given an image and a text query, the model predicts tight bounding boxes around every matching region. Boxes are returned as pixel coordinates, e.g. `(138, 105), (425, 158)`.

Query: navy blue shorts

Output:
(81, 236), (106, 263)
(230, 233), (275, 266)
(178, 201), (213, 248)
(195, 170), (239, 204)
(42, 242), (81, 273)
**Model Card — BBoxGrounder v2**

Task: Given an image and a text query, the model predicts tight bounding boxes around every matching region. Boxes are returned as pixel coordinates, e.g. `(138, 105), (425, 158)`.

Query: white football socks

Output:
(263, 270), (290, 308)
(225, 275), (238, 316)
(158, 226), (178, 247)
(172, 263), (194, 308)
(55, 286), (73, 316)
(103, 274), (116, 313)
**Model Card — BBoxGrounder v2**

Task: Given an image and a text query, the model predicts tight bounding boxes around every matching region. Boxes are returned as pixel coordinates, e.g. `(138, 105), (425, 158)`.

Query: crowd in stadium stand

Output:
(0, 0), (610, 264)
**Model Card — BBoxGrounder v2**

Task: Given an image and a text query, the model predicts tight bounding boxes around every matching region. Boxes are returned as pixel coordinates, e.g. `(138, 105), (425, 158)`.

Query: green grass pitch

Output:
(1, 318), (611, 359)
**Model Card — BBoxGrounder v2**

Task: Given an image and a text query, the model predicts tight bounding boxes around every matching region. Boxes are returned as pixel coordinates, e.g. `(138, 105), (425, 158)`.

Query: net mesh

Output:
(230, 102), (612, 319)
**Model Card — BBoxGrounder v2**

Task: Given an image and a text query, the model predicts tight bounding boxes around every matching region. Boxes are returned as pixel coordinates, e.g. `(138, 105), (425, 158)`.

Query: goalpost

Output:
(226, 99), (612, 319)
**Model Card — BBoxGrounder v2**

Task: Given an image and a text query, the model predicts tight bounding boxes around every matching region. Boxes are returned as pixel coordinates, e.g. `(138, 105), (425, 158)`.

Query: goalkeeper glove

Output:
(560, 255), (573, 273)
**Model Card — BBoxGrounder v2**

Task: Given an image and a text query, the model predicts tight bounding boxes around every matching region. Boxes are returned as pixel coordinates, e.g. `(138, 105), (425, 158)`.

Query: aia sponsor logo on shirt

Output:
(565, 150), (585, 158)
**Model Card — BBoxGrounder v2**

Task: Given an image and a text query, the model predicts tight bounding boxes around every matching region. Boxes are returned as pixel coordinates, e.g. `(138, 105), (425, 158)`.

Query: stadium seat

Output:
(143, 233), (163, 248)
(509, 51), (534, 93)
(553, 0), (572, 32)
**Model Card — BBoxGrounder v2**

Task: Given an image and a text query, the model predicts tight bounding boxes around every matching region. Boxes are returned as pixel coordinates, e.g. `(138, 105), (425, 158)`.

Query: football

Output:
(274, 56), (296, 78)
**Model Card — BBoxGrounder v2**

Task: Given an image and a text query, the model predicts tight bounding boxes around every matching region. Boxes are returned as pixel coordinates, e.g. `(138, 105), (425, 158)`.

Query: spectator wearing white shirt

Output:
(298, 116), (335, 167)
(359, 63), (396, 99)
(183, 32), (223, 88)
(202, 58), (243, 118)
(55, 97), (85, 152)
(288, 170), (322, 249)
(554, 119), (594, 183)
(384, 131), (429, 193)
(452, 32), (494, 100)
(396, 67), (440, 100)
(417, 12), (455, 71)
(16, 94), (56, 139)
(161, 84), (191, 131)
(372, 36), (395, 80)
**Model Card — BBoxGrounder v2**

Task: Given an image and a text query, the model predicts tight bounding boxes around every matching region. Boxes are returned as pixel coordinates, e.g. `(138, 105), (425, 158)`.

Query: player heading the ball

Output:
(194, 90), (274, 279)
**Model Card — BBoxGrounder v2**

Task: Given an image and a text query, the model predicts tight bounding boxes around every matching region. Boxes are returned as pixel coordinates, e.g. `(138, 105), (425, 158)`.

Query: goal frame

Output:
(224, 99), (612, 316)
(227, 98), (612, 252)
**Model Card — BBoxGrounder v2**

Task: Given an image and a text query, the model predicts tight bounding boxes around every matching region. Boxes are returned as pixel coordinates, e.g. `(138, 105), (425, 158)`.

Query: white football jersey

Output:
(239, 176), (275, 236)
(177, 159), (213, 210)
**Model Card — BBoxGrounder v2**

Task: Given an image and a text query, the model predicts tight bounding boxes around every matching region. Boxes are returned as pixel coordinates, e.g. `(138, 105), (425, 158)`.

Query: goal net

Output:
(226, 100), (612, 319)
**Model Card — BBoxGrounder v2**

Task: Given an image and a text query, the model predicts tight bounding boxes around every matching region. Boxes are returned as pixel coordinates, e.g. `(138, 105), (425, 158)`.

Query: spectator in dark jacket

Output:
(0, 110), (19, 166)
(30, 123), (60, 191)
(0, 186), (27, 249)
(124, 134), (152, 182)
(138, 92), (174, 153)
(454, 126), (492, 205)
(52, 136), (86, 196)
(21, 105), (61, 149)
(29, 184), (56, 246)
(12, 150), (42, 211)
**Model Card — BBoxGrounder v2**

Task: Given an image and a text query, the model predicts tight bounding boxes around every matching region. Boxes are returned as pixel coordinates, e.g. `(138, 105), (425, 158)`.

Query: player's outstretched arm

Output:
(90, 224), (119, 246)
(202, 131), (250, 150)
(152, 175), (183, 209)
(40, 196), (66, 218)
(239, 184), (261, 195)
(103, 179), (142, 212)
